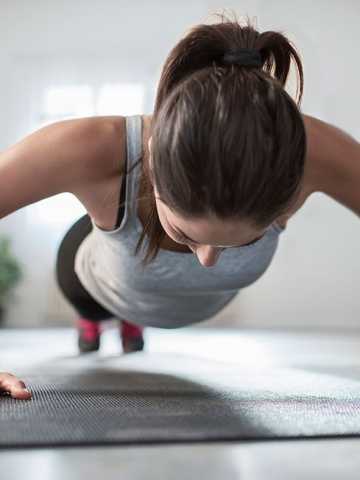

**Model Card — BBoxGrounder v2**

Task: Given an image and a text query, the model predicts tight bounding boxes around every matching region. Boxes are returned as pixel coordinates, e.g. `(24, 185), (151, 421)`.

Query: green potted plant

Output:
(0, 235), (23, 324)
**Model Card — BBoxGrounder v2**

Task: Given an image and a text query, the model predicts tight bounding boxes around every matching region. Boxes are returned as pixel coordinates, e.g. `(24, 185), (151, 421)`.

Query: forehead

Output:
(156, 196), (266, 247)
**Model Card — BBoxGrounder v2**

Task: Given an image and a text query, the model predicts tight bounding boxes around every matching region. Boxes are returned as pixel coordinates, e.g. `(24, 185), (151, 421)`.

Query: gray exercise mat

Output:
(1, 353), (360, 449)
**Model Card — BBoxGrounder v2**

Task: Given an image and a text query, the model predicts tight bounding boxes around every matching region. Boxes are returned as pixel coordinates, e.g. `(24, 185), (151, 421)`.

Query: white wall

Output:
(0, 0), (359, 330)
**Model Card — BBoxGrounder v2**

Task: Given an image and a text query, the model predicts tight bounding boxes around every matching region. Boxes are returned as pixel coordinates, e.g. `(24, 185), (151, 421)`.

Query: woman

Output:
(0, 14), (359, 400)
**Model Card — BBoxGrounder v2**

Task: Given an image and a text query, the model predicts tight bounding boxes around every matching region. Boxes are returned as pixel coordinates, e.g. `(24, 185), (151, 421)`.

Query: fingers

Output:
(0, 372), (32, 400)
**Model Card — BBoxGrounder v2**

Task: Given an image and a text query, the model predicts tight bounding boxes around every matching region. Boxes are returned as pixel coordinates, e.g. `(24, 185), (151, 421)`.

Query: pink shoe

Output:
(120, 320), (145, 353)
(77, 317), (102, 353)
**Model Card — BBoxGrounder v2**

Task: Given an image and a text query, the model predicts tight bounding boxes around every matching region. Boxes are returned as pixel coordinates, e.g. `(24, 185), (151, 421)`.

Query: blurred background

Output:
(0, 0), (359, 331)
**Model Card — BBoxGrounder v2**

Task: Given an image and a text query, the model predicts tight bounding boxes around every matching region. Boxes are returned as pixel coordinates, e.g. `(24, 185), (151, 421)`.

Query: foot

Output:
(77, 317), (102, 353)
(120, 320), (145, 353)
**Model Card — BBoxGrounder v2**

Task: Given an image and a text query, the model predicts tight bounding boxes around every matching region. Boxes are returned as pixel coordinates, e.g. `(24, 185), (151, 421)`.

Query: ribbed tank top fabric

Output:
(74, 115), (285, 328)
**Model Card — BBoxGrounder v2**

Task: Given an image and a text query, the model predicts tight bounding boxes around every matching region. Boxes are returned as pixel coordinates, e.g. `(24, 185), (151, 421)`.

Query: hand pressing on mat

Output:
(0, 372), (32, 400)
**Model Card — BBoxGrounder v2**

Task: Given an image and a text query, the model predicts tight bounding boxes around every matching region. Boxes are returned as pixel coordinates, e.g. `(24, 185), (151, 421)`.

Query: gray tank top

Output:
(74, 115), (285, 328)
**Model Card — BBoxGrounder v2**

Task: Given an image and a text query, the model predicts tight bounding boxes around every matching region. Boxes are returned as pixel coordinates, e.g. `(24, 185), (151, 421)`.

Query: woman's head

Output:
(134, 12), (307, 267)
(147, 135), (272, 267)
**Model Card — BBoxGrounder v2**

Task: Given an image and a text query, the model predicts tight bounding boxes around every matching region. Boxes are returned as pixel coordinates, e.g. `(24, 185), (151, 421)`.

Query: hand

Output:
(0, 372), (32, 400)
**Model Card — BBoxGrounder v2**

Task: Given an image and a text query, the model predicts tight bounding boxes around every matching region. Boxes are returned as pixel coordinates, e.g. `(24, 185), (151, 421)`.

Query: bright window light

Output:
(29, 193), (87, 229)
(96, 83), (145, 115)
(44, 85), (94, 117)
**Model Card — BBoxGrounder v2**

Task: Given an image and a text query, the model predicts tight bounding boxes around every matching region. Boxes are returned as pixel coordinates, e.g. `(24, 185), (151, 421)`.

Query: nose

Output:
(190, 245), (223, 267)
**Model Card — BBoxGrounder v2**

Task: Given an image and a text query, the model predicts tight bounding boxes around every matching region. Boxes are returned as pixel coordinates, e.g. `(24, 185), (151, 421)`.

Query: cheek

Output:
(156, 200), (196, 249)
(156, 205), (175, 239)
(158, 212), (191, 246)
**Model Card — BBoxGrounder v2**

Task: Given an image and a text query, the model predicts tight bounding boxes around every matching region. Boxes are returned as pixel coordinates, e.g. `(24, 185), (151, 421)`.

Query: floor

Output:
(1, 324), (360, 479)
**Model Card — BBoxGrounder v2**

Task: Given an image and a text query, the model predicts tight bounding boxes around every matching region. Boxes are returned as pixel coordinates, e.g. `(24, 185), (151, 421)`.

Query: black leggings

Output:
(55, 214), (114, 323)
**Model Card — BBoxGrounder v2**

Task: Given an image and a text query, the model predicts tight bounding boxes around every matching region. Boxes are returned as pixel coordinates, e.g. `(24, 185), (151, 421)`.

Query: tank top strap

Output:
(125, 114), (143, 227)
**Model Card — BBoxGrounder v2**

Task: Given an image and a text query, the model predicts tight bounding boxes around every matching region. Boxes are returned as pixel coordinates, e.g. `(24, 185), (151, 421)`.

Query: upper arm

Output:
(304, 114), (360, 217)
(0, 116), (121, 220)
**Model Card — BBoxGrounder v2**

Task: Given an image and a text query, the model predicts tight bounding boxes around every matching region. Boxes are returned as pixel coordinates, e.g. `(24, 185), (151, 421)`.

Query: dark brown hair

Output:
(124, 11), (306, 267)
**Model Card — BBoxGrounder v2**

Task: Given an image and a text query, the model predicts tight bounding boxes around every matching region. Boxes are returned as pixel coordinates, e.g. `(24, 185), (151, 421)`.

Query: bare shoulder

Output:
(64, 115), (126, 189)
(71, 115), (128, 229)
(302, 113), (358, 190)
(302, 113), (360, 217)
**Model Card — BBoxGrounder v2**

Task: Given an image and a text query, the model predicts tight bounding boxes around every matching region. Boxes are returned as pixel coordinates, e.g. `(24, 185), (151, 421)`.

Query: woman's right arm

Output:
(0, 116), (120, 399)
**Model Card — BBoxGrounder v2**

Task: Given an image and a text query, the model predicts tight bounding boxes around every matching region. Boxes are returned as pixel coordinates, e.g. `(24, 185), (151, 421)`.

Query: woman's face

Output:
(148, 137), (269, 267)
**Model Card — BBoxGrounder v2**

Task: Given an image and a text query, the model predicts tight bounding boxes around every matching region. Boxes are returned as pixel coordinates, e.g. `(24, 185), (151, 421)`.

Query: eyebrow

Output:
(172, 225), (265, 248)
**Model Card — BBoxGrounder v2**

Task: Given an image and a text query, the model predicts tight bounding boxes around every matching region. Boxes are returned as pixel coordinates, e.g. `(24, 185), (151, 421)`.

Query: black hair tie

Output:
(222, 48), (263, 68)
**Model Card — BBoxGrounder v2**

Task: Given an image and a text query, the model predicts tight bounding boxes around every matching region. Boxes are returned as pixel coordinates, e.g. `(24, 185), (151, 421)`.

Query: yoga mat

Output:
(1, 353), (360, 449)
